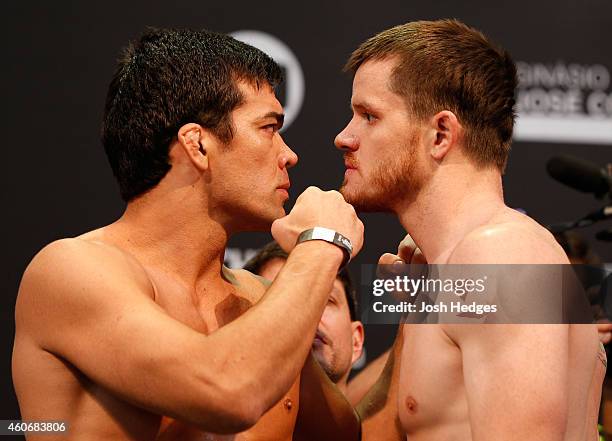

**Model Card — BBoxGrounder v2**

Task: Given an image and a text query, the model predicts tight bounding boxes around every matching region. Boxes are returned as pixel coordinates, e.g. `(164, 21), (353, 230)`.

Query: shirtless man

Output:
(334, 19), (606, 440)
(243, 241), (365, 393)
(12, 28), (362, 440)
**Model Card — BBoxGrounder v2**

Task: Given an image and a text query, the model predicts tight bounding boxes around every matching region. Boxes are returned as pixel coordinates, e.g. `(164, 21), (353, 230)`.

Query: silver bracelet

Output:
(296, 227), (352, 270)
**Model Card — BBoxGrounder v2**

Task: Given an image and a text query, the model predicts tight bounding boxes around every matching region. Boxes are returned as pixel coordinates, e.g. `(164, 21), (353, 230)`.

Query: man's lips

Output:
(344, 157), (358, 170)
(276, 183), (290, 201)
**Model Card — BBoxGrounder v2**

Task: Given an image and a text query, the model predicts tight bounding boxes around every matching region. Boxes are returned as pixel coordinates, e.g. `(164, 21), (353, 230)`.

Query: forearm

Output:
(294, 353), (360, 441)
(346, 350), (390, 405)
(207, 241), (344, 414)
(357, 327), (404, 441)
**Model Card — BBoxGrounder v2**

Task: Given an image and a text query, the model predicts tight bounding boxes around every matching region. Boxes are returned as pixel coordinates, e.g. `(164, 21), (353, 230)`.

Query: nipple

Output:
(405, 396), (418, 414)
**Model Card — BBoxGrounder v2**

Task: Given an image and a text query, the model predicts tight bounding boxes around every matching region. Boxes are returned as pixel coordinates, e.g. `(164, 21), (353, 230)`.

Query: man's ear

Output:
(177, 123), (209, 171)
(429, 110), (462, 161)
(350, 321), (365, 365)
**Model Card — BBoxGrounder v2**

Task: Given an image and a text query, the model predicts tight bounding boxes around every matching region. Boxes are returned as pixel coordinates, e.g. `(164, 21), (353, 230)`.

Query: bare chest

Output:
(147, 270), (299, 441)
(157, 380), (299, 441)
(398, 325), (471, 438)
(148, 270), (258, 334)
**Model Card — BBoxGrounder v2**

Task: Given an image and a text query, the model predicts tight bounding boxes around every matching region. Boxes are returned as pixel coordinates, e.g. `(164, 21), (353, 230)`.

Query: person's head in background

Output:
(244, 241), (364, 391)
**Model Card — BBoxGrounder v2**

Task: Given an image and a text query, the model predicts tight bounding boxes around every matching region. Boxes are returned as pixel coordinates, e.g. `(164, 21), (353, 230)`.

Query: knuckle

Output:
(327, 190), (342, 200)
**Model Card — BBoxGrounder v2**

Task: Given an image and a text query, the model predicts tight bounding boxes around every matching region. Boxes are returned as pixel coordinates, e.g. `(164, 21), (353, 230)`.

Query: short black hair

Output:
(102, 27), (283, 201)
(243, 241), (359, 321)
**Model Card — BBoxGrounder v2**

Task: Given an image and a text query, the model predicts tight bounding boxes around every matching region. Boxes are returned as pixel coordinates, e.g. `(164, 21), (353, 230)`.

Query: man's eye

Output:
(263, 124), (278, 133)
(363, 112), (375, 122)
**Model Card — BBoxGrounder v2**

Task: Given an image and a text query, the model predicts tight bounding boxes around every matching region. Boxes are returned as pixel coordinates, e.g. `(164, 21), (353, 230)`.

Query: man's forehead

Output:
(331, 279), (347, 302)
(354, 57), (398, 85)
(236, 79), (283, 114)
(351, 57), (403, 108)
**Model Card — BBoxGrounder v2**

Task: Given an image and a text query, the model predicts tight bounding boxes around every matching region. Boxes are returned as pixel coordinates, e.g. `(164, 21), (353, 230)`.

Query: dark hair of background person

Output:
(554, 230), (602, 266)
(243, 241), (359, 321)
(345, 19), (517, 172)
(102, 27), (283, 201)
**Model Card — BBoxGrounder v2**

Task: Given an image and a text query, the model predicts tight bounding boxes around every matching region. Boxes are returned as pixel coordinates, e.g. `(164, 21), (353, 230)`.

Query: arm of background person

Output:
(356, 326), (405, 441)
(293, 353), (361, 441)
(346, 350), (390, 406)
(14, 237), (346, 434)
(349, 235), (422, 439)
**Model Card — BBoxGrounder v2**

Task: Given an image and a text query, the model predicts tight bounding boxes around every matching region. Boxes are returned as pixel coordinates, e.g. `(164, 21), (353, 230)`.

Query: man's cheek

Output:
(320, 306), (335, 322)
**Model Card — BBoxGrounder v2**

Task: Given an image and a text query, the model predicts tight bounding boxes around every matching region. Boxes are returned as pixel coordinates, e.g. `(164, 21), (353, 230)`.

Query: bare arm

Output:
(443, 223), (573, 440)
(293, 353), (360, 441)
(444, 324), (569, 441)
(14, 237), (345, 434)
(346, 350), (390, 406)
(349, 237), (421, 439)
(357, 327), (404, 441)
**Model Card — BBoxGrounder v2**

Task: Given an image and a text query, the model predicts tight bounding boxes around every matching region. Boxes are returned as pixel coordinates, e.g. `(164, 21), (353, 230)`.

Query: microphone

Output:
(548, 206), (612, 234)
(546, 155), (611, 198)
(584, 206), (612, 222)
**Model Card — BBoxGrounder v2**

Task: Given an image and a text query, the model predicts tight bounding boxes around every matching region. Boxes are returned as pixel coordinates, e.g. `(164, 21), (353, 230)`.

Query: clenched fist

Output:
(377, 234), (428, 299)
(378, 233), (426, 266)
(271, 186), (364, 257)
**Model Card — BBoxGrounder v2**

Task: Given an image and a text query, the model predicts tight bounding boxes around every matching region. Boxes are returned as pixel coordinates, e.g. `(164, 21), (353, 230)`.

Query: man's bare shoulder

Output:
(17, 237), (155, 328)
(23, 236), (152, 285)
(448, 209), (568, 264)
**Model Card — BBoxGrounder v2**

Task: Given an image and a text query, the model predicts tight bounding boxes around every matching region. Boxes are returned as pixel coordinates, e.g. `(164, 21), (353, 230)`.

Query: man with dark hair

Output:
(335, 19), (605, 440)
(244, 241), (364, 392)
(13, 28), (363, 440)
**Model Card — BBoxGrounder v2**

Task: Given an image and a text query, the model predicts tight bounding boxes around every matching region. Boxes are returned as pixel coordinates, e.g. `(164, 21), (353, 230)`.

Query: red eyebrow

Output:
(351, 101), (376, 113)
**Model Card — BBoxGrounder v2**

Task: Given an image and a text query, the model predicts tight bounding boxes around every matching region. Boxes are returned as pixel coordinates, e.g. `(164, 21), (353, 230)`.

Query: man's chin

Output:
(268, 203), (287, 221)
(339, 183), (361, 207)
(276, 204), (287, 218)
(340, 186), (393, 213)
(241, 208), (285, 232)
(311, 350), (341, 382)
(264, 206), (288, 227)
(266, 208), (286, 226)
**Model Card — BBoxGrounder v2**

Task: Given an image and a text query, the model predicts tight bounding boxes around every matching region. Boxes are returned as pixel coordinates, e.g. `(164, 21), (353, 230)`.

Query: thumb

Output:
(378, 252), (404, 265)
(271, 218), (291, 252)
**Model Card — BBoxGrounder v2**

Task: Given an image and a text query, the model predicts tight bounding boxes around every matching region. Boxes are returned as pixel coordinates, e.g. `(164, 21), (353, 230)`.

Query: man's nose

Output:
(279, 136), (299, 169)
(334, 125), (359, 152)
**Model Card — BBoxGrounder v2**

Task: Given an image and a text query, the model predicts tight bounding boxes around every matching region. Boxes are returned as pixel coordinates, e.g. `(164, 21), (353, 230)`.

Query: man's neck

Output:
(395, 163), (506, 263)
(107, 190), (232, 287)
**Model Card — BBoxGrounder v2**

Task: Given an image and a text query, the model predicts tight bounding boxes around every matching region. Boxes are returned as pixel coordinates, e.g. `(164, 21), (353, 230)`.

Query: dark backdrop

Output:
(2, 0), (611, 426)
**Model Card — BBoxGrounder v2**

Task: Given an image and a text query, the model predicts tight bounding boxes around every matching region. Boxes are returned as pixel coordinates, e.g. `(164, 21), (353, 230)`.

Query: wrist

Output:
(293, 240), (345, 268)
(295, 227), (352, 270)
